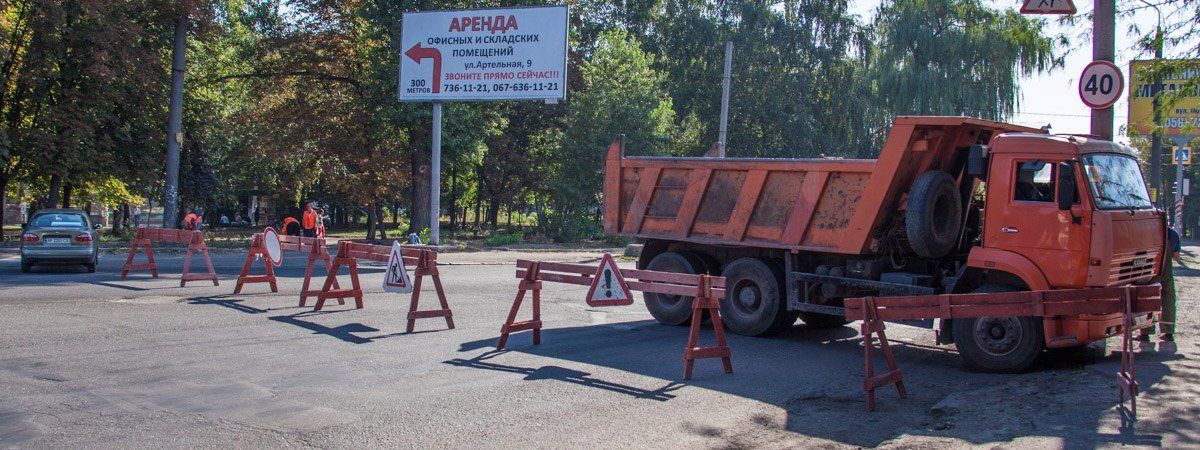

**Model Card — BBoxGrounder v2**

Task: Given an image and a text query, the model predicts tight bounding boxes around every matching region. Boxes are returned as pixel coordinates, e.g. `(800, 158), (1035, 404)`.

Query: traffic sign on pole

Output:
(1174, 147), (1192, 166)
(1020, 0), (1076, 14)
(1079, 61), (1124, 109)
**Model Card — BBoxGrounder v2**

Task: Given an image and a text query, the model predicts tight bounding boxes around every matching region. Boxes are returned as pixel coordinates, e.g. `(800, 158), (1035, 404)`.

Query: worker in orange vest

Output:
(301, 201), (318, 238)
(182, 210), (201, 230)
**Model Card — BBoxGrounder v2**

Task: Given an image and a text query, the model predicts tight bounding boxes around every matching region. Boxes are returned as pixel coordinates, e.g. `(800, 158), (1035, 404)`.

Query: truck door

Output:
(985, 157), (1089, 287)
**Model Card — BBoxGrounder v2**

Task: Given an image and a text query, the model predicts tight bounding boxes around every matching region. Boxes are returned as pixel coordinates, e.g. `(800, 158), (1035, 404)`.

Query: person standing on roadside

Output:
(301, 201), (318, 238)
(1140, 227), (1180, 342)
(132, 206), (142, 228)
(183, 210), (200, 230)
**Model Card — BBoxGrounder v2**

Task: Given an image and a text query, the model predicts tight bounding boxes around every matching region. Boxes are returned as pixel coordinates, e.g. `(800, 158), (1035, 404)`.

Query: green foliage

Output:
(546, 29), (678, 240)
(485, 231), (525, 247)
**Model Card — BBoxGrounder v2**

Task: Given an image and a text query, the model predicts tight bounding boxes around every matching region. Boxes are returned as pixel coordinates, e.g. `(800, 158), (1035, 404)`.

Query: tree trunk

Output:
(62, 183), (73, 208)
(487, 199), (500, 230)
(366, 202), (377, 240)
(409, 130), (431, 235)
(447, 166), (459, 229)
(376, 203), (387, 239)
(0, 172), (7, 237)
(45, 173), (62, 208)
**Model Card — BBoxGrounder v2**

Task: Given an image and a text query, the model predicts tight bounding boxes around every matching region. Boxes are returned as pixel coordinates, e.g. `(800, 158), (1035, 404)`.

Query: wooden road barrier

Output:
(234, 233), (340, 305)
(315, 241), (454, 333)
(120, 227), (218, 287)
(846, 285), (1162, 414)
(497, 259), (732, 380)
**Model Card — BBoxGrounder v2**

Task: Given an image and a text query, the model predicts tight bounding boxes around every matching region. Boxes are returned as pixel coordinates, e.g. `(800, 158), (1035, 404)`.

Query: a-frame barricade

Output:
(233, 234), (339, 305)
(846, 285), (1162, 412)
(120, 227), (218, 287)
(315, 241), (454, 333)
(497, 258), (732, 380)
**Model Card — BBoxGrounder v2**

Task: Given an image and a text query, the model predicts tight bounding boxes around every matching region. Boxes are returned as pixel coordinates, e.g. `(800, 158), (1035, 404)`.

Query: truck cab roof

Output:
(990, 132), (1139, 158)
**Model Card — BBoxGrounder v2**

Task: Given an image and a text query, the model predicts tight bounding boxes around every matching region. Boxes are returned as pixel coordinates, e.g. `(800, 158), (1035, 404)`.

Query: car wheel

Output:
(21, 260), (33, 273)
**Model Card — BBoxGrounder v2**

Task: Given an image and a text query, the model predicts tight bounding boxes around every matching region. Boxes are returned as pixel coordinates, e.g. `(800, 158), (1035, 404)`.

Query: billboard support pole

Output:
(431, 101), (442, 246)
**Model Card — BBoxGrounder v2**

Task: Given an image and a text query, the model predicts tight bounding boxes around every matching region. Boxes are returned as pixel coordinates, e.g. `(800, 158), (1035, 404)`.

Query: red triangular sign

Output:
(382, 241), (413, 293)
(1020, 0), (1076, 14)
(585, 253), (634, 307)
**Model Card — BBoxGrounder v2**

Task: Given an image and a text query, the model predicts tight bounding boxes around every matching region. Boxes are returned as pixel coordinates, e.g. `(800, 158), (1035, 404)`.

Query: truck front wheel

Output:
(952, 284), (1044, 373)
(720, 258), (791, 336)
(643, 252), (704, 326)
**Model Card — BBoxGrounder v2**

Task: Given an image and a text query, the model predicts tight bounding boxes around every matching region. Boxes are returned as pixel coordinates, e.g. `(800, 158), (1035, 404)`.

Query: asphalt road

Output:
(1, 248), (1197, 448)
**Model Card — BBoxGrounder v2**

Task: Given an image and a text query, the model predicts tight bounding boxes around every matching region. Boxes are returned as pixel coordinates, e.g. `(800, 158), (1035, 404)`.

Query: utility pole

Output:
(1089, 0), (1116, 141)
(163, 14), (189, 229)
(717, 41), (732, 157)
(1147, 4), (1165, 202)
(430, 102), (442, 245)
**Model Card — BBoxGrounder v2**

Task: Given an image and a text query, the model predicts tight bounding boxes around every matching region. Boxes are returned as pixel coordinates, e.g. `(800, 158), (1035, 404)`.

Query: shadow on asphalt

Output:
(446, 350), (684, 401)
(445, 320), (1186, 448)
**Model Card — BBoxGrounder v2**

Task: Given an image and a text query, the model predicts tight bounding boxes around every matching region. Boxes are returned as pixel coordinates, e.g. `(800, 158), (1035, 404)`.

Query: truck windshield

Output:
(1081, 154), (1152, 210)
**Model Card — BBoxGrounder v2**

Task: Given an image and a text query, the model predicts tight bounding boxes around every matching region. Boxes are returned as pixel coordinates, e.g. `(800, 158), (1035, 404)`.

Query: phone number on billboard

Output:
(444, 82), (561, 94)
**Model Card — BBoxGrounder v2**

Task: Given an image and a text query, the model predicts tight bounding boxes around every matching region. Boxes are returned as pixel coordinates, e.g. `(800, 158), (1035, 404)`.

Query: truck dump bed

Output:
(602, 116), (1042, 255)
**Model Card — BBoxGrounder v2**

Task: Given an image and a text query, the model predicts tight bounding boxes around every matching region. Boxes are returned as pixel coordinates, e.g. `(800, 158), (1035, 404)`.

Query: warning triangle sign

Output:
(1020, 0), (1075, 14)
(586, 253), (634, 307)
(382, 241), (413, 293)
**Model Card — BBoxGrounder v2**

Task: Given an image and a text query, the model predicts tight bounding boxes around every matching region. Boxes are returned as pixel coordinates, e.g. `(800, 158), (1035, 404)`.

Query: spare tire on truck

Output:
(643, 252), (704, 326)
(905, 170), (963, 258)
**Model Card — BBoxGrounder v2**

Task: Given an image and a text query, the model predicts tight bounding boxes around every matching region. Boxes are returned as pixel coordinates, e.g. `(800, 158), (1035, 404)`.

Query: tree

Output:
(867, 0), (1059, 124)
(548, 29), (678, 240)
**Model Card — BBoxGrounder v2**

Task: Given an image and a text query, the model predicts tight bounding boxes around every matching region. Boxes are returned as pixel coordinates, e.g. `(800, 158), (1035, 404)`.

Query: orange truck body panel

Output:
(603, 116), (1042, 253)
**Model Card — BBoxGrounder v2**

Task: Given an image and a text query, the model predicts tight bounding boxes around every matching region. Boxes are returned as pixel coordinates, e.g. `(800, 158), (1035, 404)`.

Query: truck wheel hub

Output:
(734, 282), (761, 315)
(973, 317), (1021, 356)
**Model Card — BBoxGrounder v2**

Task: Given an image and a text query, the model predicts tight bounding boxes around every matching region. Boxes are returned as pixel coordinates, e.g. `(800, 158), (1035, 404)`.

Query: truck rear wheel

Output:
(952, 284), (1044, 373)
(720, 257), (790, 336)
(643, 252), (703, 326)
(905, 170), (962, 258)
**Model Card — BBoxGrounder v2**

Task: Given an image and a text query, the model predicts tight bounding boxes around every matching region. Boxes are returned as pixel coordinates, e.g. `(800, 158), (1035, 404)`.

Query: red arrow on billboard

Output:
(405, 43), (442, 93)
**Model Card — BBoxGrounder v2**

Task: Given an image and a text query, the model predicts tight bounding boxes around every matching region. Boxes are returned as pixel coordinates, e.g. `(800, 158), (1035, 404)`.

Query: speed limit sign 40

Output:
(1078, 61), (1124, 109)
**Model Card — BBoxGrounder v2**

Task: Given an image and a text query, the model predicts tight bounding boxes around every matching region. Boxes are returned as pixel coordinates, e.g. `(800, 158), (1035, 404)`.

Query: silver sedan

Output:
(20, 209), (101, 273)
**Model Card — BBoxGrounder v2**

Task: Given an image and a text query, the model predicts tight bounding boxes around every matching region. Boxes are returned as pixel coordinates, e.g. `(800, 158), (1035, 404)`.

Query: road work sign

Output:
(1079, 61), (1124, 109)
(1020, 0), (1076, 14)
(399, 5), (568, 102)
(585, 253), (633, 307)
(383, 241), (413, 293)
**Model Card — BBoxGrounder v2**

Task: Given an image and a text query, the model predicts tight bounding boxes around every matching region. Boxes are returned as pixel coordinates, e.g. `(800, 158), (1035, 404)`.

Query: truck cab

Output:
(965, 134), (1163, 356)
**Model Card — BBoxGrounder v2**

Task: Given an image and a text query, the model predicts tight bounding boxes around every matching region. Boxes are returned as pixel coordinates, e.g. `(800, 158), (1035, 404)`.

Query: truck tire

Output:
(644, 252), (703, 326)
(720, 257), (790, 336)
(799, 312), (850, 328)
(952, 284), (1044, 373)
(905, 170), (962, 258)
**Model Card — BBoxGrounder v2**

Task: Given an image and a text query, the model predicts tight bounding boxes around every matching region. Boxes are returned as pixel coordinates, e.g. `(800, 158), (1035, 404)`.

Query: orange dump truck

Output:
(603, 116), (1165, 372)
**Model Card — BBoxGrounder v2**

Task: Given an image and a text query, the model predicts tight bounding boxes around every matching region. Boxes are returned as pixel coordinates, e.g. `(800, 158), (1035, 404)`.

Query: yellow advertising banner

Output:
(1127, 59), (1200, 136)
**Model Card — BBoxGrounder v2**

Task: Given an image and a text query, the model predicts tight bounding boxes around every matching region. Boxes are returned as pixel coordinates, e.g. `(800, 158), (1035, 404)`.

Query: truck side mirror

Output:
(1056, 162), (1076, 211)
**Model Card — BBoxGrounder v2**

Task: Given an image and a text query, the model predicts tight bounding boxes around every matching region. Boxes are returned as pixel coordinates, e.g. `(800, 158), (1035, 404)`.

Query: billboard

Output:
(1127, 59), (1200, 137)
(399, 5), (568, 102)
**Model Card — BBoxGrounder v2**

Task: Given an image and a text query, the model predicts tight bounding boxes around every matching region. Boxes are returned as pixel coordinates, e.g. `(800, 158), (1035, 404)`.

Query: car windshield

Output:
(1081, 154), (1153, 210)
(30, 213), (88, 229)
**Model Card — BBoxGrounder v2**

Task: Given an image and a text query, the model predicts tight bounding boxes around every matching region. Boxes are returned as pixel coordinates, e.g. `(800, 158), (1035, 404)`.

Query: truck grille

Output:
(1108, 248), (1157, 285)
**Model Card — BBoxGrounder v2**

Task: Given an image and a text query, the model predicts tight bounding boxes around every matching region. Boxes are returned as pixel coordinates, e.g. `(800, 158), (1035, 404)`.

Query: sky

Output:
(849, 0), (1190, 143)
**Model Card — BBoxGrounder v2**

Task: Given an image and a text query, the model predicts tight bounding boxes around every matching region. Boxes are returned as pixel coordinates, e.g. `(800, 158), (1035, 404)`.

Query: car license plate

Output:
(44, 237), (70, 245)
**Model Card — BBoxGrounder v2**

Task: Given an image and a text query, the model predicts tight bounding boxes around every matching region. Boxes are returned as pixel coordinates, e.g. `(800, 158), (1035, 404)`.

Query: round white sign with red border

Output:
(1078, 61), (1124, 109)
(262, 227), (283, 267)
